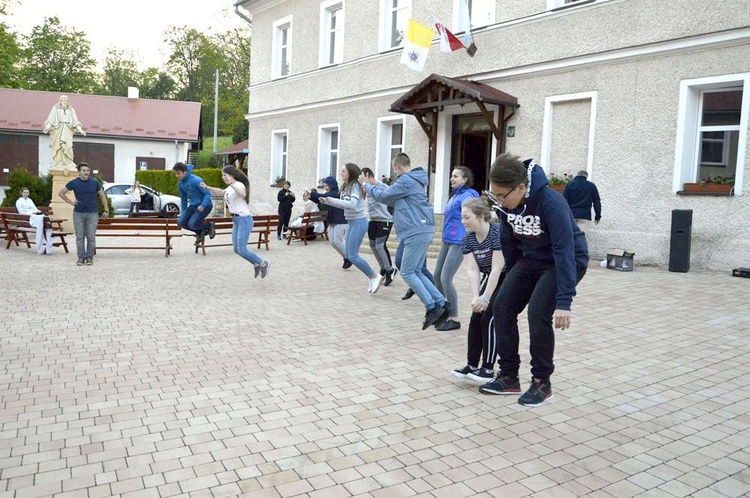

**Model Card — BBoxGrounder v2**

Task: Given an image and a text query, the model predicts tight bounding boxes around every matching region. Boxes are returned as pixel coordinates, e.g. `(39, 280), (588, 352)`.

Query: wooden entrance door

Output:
(451, 114), (493, 192)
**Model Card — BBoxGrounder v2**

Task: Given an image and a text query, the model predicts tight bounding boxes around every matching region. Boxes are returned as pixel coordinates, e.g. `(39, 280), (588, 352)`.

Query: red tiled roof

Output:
(0, 88), (201, 141)
(391, 73), (518, 113)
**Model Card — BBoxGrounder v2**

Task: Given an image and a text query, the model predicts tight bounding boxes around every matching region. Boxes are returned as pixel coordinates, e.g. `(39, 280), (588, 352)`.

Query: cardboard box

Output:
(606, 249), (635, 272)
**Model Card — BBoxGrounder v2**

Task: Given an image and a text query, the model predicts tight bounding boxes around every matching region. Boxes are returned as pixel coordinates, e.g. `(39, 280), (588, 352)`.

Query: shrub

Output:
(547, 172), (572, 186)
(1, 168), (52, 207)
(135, 168), (225, 197)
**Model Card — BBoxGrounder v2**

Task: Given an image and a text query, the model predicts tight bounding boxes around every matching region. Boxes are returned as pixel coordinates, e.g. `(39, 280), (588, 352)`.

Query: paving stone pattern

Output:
(1, 235), (749, 497)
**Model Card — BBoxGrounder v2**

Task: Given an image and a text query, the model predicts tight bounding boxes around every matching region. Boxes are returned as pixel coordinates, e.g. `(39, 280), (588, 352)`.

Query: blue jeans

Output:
(395, 239), (435, 284)
(434, 243), (464, 317)
(178, 205), (212, 235)
(344, 217), (375, 277)
(232, 215), (263, 265)
(400, 232), (445, 310)
(73, 211), (99, 259)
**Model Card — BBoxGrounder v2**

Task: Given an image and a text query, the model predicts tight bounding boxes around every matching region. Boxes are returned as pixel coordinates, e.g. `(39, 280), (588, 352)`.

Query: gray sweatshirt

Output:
(366, 182), (393, 222)
(324, 181), (366, 221)
(364, 167), (435, 239)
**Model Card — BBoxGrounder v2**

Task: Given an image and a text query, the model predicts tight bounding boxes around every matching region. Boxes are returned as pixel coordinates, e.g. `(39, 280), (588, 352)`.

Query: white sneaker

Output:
(369, 274), (383, 294)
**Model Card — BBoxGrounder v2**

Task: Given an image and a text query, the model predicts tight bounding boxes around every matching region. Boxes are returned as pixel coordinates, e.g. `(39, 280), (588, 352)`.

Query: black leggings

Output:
(467, 273), (505, 370)
(492, 259), (586, 381)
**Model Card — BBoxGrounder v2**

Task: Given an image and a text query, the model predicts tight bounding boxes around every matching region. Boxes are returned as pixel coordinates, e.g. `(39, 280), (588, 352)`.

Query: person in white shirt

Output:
(15, 187), (53, 255)
(288, 190), (325, 236)
(201, 166), (271, 278)
(124, 181), (144, 214)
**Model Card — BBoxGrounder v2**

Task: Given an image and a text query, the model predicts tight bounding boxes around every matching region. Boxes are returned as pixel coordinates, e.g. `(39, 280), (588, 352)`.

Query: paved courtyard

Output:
(1, 234), (749, 498)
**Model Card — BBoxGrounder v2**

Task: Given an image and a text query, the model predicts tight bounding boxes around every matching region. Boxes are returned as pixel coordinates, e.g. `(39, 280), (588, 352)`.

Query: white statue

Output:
(43, 95), (86, 171)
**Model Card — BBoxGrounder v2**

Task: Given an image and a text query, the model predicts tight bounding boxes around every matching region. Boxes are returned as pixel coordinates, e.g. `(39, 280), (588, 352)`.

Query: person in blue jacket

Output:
(310, 176), (350, 269)
(434, 166), (479, 331)
(479, 153), (588, 407)
(361, 152), (448, 330)
(172, 162), (215, 245)
(563, 170), (602, 225)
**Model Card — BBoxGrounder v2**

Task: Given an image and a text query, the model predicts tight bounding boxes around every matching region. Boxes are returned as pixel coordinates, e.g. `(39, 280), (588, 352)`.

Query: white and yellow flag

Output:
(399, 20), (435, 72)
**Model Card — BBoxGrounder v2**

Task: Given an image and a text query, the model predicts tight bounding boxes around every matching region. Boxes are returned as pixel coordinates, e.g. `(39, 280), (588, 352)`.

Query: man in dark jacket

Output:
(563, 170), (601, 225)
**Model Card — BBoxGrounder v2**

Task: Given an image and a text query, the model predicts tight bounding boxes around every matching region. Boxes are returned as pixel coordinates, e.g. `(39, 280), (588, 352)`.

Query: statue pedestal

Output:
(49, 167), (77, 233)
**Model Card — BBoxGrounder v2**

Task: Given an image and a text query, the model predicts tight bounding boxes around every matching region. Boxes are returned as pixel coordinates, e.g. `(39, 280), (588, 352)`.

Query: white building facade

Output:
(236, 0), (750, 270)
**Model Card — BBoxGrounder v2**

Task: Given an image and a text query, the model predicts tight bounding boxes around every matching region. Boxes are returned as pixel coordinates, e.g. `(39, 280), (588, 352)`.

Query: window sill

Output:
(551, 0), (596, 12)
(676, 191), (734, 197)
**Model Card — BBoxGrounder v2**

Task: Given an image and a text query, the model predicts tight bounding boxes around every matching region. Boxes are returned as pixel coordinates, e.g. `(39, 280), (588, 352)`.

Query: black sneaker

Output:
(384, 268), (397, 286)
(208, 222), (216, 239)
(479, 375), (522, 395)
(76, 258), (85, 266)
(435, 319), (460, 331)
(435, 303), (451, 326)
(422, 304), (447, 330)
(402, 288), (415, 300)
(342, 259), (353, 270)
(195, 232), (206, 246)
(451, 365), (479, 379)
(466, 368), (494, 383)
(518, 378), (553, 407)
(84, 257), (93, 266)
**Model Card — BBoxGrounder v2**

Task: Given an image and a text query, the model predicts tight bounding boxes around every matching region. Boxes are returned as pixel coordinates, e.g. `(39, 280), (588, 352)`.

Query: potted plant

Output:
(683, 175), (735, 193)
(275, 175), (286, 187)
(547, 172), (571, 192)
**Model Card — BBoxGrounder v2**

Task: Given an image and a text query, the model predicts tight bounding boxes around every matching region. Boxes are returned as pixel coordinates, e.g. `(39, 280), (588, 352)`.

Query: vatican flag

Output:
(399, 20), (435, 72)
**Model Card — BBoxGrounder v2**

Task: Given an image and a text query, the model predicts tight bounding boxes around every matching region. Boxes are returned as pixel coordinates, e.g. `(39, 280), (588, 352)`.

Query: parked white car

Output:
(103, 183), (182, 216)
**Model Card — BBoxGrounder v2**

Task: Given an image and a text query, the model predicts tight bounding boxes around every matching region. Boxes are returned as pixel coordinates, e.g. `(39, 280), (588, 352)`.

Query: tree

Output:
(214, 28), (251, 142)
(0, 0), (21, 88)
(98, 48), (139, 96)
(138, 67), (176, 100)
(19, 16), (97, 93)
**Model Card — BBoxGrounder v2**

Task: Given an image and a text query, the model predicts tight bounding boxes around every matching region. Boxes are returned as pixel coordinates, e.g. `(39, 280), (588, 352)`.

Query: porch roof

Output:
(389, 74), (518, 114)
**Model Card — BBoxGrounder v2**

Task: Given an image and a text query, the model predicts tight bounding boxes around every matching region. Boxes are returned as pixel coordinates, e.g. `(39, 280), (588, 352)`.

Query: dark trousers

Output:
(178, 205), (212, 235)
(493, 259), (586, 381)
(467, 273), (505, 370)
(278, 209), (292, 236)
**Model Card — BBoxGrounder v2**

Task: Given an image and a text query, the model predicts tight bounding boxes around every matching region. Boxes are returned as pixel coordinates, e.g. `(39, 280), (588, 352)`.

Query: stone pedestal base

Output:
(49, 168), (77, 232)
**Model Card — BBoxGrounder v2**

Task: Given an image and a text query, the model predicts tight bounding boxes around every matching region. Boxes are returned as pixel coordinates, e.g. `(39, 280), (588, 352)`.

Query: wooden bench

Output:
(95, 217), (181, 256)
(286, 211), (329, 245)
(1, 212), (71, 253)
(195, 214), (280, 255)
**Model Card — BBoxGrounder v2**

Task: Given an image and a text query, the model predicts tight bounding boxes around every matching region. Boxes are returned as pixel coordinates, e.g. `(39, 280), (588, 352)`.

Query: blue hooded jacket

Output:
(364, 167), (435, 239)
(494, 161), (589, 311)
(442, 184), (479, 244)
(309, 176), (347, 225)
(563, 175), (601, 221)
(178, 164), (212, 211)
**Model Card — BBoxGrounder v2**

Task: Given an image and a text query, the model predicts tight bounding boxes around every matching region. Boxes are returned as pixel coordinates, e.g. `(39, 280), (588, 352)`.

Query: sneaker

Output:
(451, 365), (479, 379)
(435, 319), (460, 331)
(422, 304), (447, 330)
(402, 288), (415, 300)
(259, 261), (271, 279)
(84, 257), (93, 266)
(277, 235), (282, 241)
(435, 303), (452, 326)
(76, 258), (85, 266)
(369, 274), (383, 294)
(479, 375), (522, 395)
(518, 378), (553, 407)
(254, 264), (261, 279)
(208, 222), (216, 239)
(342, 259), (353, 270)
(384, 268), (397, 286)
(195, 232), (206, 246)
(466, 368), (494, 383)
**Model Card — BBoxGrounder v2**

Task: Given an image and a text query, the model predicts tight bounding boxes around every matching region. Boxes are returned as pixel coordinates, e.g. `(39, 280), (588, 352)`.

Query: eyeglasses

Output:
(484, 185), (517, 204)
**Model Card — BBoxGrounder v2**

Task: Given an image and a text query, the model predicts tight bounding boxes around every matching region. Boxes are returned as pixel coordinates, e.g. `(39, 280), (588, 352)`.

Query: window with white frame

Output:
(376, 117), (405, 181)
(320, 1), (344, 67)
(381, 0), (411, 51)
(673, 73), (748, 195)
(454, 0), (495, 31)
(271, 130), (288, 182)
(273, 17), (292, 78)
(318, 124), (340, 180)
(547, 0), (588, 9)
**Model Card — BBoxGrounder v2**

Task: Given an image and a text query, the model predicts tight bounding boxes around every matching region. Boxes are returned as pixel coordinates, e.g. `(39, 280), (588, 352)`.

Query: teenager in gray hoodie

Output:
(361, 153), (448, 330)
(361, 167), (397, 286)
(321, 163), (383, 294)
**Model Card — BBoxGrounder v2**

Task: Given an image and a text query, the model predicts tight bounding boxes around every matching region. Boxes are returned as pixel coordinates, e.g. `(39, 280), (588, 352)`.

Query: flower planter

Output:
(549, 184), (566, 192)
(682, 183), (734, 193)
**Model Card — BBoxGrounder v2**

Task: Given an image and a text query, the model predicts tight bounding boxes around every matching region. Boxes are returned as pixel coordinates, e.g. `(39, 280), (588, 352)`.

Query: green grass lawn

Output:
(198, 136), (234, 167)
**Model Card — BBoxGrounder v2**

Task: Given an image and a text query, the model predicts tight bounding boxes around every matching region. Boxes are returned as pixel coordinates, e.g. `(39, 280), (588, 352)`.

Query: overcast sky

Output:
(3, 0), (249, 69)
